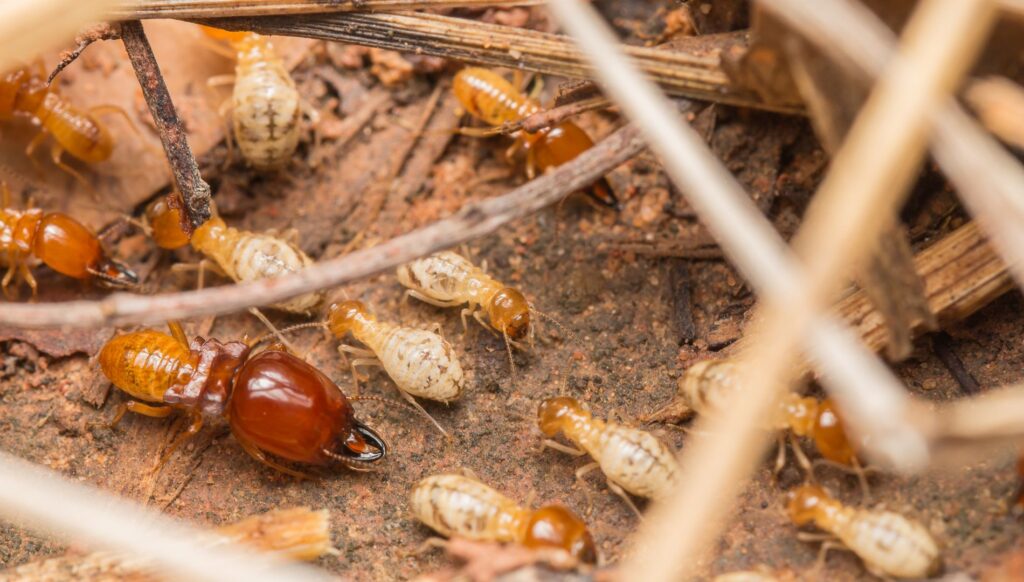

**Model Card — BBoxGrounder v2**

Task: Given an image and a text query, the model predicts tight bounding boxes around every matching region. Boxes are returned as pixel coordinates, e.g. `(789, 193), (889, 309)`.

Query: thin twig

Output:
(47, 22), (123, 85)
(0, 125), (644, 328)
(121, 20), (212, 230)
(196, 12), (797, 113)
(0, 452), (331, 582)
(115, 0), (544, 19)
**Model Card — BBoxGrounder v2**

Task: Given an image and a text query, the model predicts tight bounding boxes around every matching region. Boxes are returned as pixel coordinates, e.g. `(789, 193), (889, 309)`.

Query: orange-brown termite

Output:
(452, 67), (618, 209)
(410, 473), (597, 563)
(0, 63), (131, 186)
(652, 359), (870, 491)
(538, 396), (680, 517)
(98, 322), (388, 477)
(787, 484), (942, 579)
(0, 184), (136, 297)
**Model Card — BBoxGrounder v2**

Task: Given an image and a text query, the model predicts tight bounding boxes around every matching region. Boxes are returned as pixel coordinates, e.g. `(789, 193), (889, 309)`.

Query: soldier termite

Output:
(452, 67), (618, 209)
(98, 322), (388, 477)
(787, 484), (942, 579)
(537, 396), (680, 517)
(410, 473), (597, 564)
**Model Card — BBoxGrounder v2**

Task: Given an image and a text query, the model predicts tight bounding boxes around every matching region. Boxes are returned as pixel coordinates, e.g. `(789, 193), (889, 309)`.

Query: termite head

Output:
(785, 484), (831, 526)
(537, 396), (588, 437)
(488, 287), (531, 341)
(33, 213), (137, 287)
(812, 398), (857, 466)
(523, 505), (598, 564)
(327, 300), (374, 338)
(145, 194), (192, 250)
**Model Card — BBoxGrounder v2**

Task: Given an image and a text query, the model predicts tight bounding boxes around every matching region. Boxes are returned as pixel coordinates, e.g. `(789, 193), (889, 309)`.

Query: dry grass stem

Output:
(547, 0), (995, 579)
(966, 77), (1024, 152)
(0, 452), (332, 582)
(3, 508), (332, 580)
(198, 11), (796, 112)
(0, 0), (119, 72)
(0, 125), (645, 327)
(761, 0), (1024, 295)
(116, 0), (542, 18)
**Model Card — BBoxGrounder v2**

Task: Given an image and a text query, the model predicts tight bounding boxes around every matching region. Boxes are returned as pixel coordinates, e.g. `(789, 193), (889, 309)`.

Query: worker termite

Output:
(410, 473), (597, 564)
(200, 26), (302, 171)
(145, 192), (321, 315)
(97, 322), (388, 477)
(452, 67), (618, 209)
(787, 484), (942, 579)
(0, 62), (130, 186)
(397, 250), (540, 372)
(537, 396), (680, 517)
(654, 359), (869, 492)
(325, 300), (464, 435)
(0, 185), (137, 296)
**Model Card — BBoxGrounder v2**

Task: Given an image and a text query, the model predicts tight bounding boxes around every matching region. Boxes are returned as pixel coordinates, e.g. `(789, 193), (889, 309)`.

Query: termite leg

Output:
(404, 289), (461, 308)
(19, 263), (37, 298)
(427, 322), (443, 335)
(605, 478), (643, 519)
(235, 433), (311, 479)
(2, 253), (20, 299)
(788, 433), (815, 478)
(812, 458), (873, 502)
(167, 321), (189, 349)
(456, 466), (481, 481)
(542, 439), (587, 457)
(393, 387), (449, 438)
(46, 140), (95, 195)
(405, 537), (449, 557)
(573, 461), (600, 515)
(110, 400), (173, 428)
(248, 307), (302, 356)
(156, 410), (204, 471)
(772, 433), (788, 480)
(207, 74), (236, 88)
(524, 144), (537, 180)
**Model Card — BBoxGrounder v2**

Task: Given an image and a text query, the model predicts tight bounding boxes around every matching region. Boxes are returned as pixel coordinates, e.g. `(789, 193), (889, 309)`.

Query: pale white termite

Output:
(537, 396), (680, 516)
(326, 300), (464, 435)
(146, 194), (321, 315)
(202, 27), (301, 171)
(396, 251), (533, 345)
(409, 473), (597, 563)
(787, 484), (942, 579)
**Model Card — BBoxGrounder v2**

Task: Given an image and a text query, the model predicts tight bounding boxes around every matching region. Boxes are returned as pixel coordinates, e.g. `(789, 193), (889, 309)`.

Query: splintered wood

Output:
(652, 220), (1012, 422)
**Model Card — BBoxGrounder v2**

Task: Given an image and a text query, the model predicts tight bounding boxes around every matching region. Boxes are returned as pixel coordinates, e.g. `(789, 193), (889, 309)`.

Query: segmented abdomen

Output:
(453, 68), (540, 126)
(0, 208), (40, 263)
(837, 510), (941, 578)
(38, 94), (111, 163)
(98, 331), (195, 403)
(224, 231), (321, 313)
(365, 324), (464, 402)
(410, 475), (524, 541)
(590, 424), (680, 500)
(396, 251), (478, 303)
(233, 60), (301, 170)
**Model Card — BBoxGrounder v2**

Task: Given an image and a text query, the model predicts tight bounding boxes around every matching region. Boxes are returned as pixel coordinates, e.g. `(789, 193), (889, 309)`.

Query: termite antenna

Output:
(530, 304), (578, 345)
(350, 394), (451, 440)
(249, 321), (328, 347)
(503, 330), (519, 389)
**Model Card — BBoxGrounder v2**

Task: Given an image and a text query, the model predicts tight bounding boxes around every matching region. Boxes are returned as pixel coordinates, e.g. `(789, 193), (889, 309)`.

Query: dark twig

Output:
(47, 22), (122, 85)
(0, 125), (645, 328)
(120, 20), (212, 230)
(932, 332), (982, 395)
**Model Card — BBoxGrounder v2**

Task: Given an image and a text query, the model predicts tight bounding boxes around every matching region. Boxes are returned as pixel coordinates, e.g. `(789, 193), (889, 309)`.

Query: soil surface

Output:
(2, 4), (1023, 581)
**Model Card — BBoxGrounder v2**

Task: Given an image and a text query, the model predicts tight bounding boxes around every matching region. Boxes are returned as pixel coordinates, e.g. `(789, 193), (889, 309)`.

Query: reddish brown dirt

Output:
(2, 4), (1023, 581)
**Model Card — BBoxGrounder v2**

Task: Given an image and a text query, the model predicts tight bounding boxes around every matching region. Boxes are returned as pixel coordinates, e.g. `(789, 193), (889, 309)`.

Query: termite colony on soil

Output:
(1, 17), (979, 581)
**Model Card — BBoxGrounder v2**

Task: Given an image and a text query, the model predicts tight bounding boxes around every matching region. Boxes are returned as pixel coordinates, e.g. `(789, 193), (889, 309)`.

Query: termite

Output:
(323, 299), (464, 436)
(200, 26), (302, 171)
(145, 192), (321, 315)
(410, 473), (597, 563)
(787, 484), (942, 579)
(0, 184), (137, 296)
(656, 359), (868, 491)
(537, 396), (680, 517)
(452, 67), (618, 209)
(97, 322), (388, 477)
(0, 62), (129, 187)
(397, 250), (532, 351)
